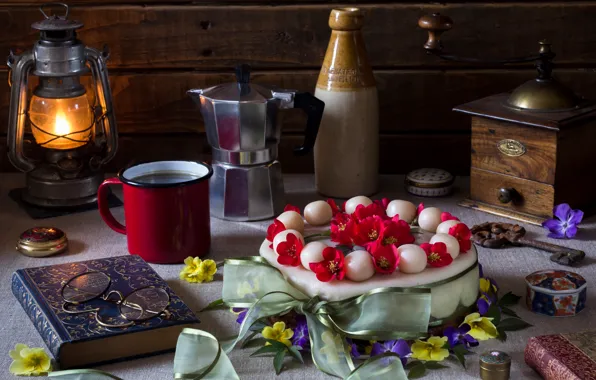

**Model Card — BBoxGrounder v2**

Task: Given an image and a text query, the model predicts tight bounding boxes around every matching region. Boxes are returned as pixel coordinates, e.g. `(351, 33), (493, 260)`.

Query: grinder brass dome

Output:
(506, 78), (582, 111)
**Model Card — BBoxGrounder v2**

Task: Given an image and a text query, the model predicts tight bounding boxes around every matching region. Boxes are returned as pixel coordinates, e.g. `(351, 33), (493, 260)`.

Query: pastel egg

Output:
(418, 207), (442, 233)
(436, 220), (462, 235)
(397, 244), (427, 274)
(304, 201), (333, 226)
(300, 241), (328, 270)
(345, 250), (375, 282)
(272, 229), (305, 253)
(386, 200), (417, 223)
(344, 196), (373, 214)
(430, 233), (460, 259)
(276, 211), (304, 234)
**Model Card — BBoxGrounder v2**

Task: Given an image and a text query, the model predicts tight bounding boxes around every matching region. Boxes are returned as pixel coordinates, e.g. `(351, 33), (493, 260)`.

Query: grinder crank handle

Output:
(292, 92), (325, 156)
(516, 237), (585, 265)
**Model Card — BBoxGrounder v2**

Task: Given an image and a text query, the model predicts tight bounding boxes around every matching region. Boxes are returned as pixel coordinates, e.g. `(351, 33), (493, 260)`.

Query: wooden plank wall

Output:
(1, 1), (596, 174)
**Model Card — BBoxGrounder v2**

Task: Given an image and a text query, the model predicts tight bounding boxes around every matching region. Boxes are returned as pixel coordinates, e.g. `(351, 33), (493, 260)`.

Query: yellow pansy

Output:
(319, 331), (344, 364)
(480, 278), (497, 294)
(460, 312), (498, 341)
(179, 257), (217, 283)
(262, 322), (294, 347)
(411, 336), (449, 362)
(197, 259), (217, 282)
(9, 344), (51, 376)
(364, 340), (377, 355)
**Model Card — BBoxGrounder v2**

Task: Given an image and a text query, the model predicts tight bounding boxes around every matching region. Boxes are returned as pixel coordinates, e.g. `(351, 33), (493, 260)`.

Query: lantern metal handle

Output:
(85, 46), (118, 164)
(39, 3), (69, 20)
(7, 52), (37, 172)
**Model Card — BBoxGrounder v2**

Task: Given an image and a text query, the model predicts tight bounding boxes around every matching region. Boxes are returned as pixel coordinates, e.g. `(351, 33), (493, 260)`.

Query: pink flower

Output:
(370, 244), (399, 274)
(351, 216), (384, 248)
(266, 219), (286, 249)
(309, 247), (346, 282)
(276, 233), (303, 267)
(284, 204), (301, 214)
(420, 242), (452, 267)
(326, 199), (342, 216)
(330, 213), (356, 246)
(441, 212), (460, 222)
(373, 198), (391, 210)
(449, 224), (472, 253)
(353, 203), (387, 221)
(417, 203), (425, 215)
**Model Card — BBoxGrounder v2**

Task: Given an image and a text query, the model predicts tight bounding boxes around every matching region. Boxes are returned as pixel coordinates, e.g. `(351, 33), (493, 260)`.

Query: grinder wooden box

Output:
(455, 93), (596, 225)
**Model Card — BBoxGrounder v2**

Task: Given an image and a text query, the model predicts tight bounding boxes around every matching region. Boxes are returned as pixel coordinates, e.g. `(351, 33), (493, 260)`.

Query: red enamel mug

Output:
(97, 161), (213, 264)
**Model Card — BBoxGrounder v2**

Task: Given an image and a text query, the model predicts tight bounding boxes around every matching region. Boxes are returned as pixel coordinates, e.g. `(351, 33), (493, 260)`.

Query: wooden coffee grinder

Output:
(419, 13), (596, 225)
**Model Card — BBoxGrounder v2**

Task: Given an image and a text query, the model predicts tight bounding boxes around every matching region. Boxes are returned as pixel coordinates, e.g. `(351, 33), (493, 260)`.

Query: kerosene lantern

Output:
(7, 3), (117, 207)
(419, 14), (596, 225)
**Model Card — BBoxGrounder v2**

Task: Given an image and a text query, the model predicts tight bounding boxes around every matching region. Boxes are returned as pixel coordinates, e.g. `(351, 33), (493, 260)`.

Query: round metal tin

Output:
(480, 350), (511, 380)
(405, 168), (454, 197)
(17, 227), (68, 257)
(525, 269), (587, 317)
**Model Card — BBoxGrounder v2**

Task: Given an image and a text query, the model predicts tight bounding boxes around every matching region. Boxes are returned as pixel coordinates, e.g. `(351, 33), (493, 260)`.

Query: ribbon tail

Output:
(344, 353), (408, 380)
(48, 369), (125, 380)
(173, 328), (239, 380)
(304, 313), (353, 379)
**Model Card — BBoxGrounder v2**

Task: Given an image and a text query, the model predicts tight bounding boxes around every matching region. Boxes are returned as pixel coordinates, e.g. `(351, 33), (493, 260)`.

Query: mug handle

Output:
(98, 178), (126, 235)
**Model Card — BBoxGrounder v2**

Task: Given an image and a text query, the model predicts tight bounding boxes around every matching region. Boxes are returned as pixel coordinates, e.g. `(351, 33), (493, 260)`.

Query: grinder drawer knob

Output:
(498, 188), (519, 204)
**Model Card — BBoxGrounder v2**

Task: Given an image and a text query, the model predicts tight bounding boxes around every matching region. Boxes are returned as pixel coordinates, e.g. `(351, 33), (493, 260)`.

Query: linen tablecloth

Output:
(1, 173), (595, 380)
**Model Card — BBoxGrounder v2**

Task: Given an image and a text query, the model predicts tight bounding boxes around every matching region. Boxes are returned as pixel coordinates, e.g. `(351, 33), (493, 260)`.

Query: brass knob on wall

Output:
(418, 13), (453, 51)
(498, 188), (519, 204)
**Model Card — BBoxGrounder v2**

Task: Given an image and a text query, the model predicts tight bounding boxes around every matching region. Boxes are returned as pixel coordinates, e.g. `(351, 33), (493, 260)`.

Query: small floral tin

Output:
(525, 269), (587, 317)
(404, 168), (454, 197)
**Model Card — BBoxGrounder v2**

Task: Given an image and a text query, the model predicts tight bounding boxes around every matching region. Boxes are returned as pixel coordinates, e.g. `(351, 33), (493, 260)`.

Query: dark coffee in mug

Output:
(132, 171), (201, 185)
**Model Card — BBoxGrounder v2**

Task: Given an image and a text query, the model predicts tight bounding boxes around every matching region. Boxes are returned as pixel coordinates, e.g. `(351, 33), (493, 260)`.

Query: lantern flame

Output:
(54, 110), (72, 137)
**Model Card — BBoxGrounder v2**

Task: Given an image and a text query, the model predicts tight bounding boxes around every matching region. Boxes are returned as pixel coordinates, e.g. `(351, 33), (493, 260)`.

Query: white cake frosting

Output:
(259, 238), (479, 319)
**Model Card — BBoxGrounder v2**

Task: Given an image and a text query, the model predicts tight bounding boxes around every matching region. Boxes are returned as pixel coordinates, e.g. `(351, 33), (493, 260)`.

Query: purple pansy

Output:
(346, 338), (360, 359)
(370, 339), (410, 366)
(232, 308), (247, 324)
(542, 203), (584, 239)
(292, 315), (310, 351)
(444, 325), (479, 349)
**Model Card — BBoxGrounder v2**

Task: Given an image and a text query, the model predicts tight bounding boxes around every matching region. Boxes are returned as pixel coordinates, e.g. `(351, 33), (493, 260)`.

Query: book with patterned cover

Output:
(11, 255), (199, 369)
(525, 331), (596, 380)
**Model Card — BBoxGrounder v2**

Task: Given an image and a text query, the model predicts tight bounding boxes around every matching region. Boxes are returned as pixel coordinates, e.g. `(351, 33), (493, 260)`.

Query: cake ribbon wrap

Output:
(220, 256), (474, 378)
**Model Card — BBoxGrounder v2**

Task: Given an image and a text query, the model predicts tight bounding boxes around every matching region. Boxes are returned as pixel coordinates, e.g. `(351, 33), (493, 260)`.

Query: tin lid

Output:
(406, 168), (454, 188)
(480, 350), (511, 370)
(17, 227), (68, 257)
(525, 269), (586, 294)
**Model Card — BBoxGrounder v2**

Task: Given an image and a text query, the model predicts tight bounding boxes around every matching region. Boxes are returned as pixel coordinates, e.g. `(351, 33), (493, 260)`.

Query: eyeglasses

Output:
(60, 271), (171, 328)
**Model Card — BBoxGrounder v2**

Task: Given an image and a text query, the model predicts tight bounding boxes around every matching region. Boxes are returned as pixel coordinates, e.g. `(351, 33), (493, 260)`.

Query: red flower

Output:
(309, 247), (346, 282)
(370, 244), (399, 274)
(417, 203), (425, 215)
(374, 219), (415, 250)
(353, 203), (387, 221)
(276, 233), (303, 267)
(449, 223), (472, 253)
(326, 199), (342, 216)
(284, 204), (301, 214)
(330, 213), (356, 246)
(373, 197), (390, 210)
(266, 219), (286, 248)
(441, 212), (460, 222)
(420, 242), (452, 267)
(352, 216), (384, 248)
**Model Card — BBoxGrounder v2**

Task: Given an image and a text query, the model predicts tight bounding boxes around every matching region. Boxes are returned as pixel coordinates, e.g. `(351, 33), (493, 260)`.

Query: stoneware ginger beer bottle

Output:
(314, 8), (379, 198)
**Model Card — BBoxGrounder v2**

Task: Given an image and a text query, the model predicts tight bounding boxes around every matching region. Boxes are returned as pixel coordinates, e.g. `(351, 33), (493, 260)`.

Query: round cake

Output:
(260, 197), (479, 323)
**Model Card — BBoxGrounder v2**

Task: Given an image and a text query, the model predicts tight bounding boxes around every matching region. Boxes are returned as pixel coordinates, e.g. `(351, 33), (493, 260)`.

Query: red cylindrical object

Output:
(98, 161), (213, 264)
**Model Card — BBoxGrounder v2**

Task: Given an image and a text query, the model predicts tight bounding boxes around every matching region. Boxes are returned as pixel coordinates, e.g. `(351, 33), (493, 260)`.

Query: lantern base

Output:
(22, 172), (104, 208)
